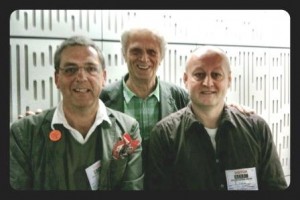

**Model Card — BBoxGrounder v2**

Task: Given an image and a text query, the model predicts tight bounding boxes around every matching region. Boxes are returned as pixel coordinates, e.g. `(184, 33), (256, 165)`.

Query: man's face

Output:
(55, 45), (106, 110)
(184, 50), (231, 109)
(123, 30), (162, 82)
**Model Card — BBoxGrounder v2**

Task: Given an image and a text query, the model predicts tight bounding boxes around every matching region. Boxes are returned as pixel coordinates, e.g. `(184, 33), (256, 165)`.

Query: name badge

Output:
(225, 167), (258, 190)
(85, 160), (101, 190)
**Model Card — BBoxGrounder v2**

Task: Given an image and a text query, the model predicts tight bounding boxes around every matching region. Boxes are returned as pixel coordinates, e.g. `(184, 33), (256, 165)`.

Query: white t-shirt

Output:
(205, 127), (218, 151)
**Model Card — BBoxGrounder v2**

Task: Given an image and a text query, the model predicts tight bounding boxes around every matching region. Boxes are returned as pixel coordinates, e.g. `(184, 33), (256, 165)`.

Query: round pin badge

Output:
(49, 130), (62, 142)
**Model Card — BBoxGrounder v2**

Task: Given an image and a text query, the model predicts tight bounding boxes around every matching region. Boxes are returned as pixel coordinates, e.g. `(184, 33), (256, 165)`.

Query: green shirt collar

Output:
(122, 76), (160, 103)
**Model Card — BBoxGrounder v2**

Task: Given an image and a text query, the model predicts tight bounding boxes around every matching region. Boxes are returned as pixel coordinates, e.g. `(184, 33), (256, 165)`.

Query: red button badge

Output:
(49, 130), (62, 142)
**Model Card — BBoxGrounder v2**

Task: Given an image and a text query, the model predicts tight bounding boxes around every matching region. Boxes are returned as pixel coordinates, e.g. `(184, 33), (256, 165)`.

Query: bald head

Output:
(185, 46), (231, 73)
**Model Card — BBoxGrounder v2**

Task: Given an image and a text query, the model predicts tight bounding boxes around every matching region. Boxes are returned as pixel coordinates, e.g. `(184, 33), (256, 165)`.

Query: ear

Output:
(183, 72), (188, 89)
(228, 72), (232, 88)
(101, 70), (107, 87)
(121, 48), (127, 62)
(54, 72), (60, 89)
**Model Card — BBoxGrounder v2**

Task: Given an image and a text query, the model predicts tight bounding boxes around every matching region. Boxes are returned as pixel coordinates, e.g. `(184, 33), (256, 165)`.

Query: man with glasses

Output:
(10, 35), (143, 190)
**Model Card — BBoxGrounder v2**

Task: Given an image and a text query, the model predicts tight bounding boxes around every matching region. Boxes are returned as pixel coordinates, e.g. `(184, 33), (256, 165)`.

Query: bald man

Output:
(146, 46), (287, 190)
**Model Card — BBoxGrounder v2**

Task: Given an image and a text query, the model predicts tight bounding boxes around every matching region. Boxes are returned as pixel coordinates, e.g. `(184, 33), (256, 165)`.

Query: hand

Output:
(228, 103), (255, 115)
(18, 109), (43, 119)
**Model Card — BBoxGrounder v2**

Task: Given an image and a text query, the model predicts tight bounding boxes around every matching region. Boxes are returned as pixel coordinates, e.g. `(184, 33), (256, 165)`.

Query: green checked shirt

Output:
(123, 78), (160, 141)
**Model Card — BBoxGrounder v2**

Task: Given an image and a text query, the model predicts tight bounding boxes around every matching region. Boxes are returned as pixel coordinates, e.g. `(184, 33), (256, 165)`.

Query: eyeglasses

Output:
(59, 65), (100, 76)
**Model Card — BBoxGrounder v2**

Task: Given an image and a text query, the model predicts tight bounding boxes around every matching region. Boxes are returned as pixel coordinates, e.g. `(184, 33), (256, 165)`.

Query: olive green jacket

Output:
(10, 107), (143, 190)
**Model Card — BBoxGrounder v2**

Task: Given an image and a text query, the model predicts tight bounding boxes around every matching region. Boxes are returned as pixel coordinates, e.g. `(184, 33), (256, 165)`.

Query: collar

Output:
(122, 74), (160, 103)
(51, 99), (112, 144)
(184, 103), (237, 132)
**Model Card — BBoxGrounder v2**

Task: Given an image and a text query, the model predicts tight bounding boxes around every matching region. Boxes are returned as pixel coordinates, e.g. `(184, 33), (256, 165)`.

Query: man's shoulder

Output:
(226, 106), (268, 127)
(160, 80), (184, 90)
(12, 108), (54, 124)
(10, 108), (55, 133)
(102, 80), (122, 91)
(106, 107), (136, 122)
(157, 107), (187, 125)
(159, 81), (188, 95)
(100, 80), (123, 101)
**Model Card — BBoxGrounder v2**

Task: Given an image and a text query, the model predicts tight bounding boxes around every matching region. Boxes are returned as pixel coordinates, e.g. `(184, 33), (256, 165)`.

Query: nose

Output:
(139, 52), (149, 62)
(76, 67), (88, 80)
(203, 75), (213, 87)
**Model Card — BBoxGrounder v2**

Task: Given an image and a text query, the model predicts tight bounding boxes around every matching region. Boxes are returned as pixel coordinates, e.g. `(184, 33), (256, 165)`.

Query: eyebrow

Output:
(61, 62), (77, 67)
(129, 47), (142, 52)
(62, 61), (98, 66)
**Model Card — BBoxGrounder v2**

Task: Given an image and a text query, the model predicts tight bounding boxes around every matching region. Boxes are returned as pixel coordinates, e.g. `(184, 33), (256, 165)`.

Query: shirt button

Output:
(220, 184), (225, 189)
(216, 159), (219, 163)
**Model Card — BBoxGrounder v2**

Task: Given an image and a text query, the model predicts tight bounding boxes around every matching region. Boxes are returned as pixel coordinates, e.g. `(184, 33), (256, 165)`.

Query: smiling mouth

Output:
(201, 91), (216, 94)
(74, 88), (90, 93)
(137, 64), (150, 70)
